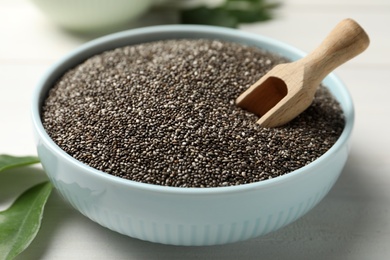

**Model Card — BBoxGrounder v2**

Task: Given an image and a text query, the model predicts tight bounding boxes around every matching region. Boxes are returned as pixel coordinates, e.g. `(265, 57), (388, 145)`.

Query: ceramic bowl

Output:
(30, 0), (153, 32)
(31, 25), (354, 246)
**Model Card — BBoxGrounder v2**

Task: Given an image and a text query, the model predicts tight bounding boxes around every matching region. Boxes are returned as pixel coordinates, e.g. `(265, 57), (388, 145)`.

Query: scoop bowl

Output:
(31, 25), (354, 246)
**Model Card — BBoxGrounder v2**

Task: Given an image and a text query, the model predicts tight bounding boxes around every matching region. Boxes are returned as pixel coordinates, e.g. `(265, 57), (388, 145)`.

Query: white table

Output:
(1, 0), (389, 259)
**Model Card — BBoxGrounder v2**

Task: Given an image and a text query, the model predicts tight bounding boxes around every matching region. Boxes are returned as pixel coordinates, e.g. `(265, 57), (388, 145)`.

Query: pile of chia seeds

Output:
(42, 39), (345, 188)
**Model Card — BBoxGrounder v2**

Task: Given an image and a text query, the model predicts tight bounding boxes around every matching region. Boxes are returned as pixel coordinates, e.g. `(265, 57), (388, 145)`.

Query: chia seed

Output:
(41, 39), (345, 188)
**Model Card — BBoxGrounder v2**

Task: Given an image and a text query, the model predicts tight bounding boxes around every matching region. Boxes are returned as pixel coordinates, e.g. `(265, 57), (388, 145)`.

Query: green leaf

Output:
(0, 182), (52, 260)
(179, 0), (280, 28)
(180, 6), (239, 28)
(0, 155), (40, 172)
(224, 0), (280, 23)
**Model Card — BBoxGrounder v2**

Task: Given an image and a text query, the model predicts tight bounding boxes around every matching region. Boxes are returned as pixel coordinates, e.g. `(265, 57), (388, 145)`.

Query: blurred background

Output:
(1, 0), (389, 259)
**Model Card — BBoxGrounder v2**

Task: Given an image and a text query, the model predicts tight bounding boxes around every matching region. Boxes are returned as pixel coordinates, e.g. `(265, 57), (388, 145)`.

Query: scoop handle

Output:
(300, 18), (370, 86)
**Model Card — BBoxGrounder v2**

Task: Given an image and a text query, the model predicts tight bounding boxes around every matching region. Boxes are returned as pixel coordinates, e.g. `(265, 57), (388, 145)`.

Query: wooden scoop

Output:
(236, 18), (370, 127)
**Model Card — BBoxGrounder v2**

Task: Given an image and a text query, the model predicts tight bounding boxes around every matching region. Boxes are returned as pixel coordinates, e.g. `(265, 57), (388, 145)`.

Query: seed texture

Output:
(42, 39), (345, 188)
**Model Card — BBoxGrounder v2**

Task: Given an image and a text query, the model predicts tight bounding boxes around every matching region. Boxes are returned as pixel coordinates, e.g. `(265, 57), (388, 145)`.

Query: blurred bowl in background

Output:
(30, 0), (154, 32)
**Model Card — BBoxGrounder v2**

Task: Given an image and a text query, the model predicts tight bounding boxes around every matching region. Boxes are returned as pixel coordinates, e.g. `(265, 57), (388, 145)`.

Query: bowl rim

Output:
(31, 24), (354, 195)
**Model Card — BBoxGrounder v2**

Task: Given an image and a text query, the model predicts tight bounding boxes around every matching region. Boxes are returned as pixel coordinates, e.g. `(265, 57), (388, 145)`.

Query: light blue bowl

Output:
(31, 25), (354, 246)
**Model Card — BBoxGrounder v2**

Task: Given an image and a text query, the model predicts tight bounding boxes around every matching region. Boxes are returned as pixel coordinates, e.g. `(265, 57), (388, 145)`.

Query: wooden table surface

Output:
(1, 0), (389, 259)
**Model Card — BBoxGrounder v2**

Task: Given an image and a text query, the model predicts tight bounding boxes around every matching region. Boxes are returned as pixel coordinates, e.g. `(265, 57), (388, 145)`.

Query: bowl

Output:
(31, 25), (354, 246)
(30, 0), (154, 32)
